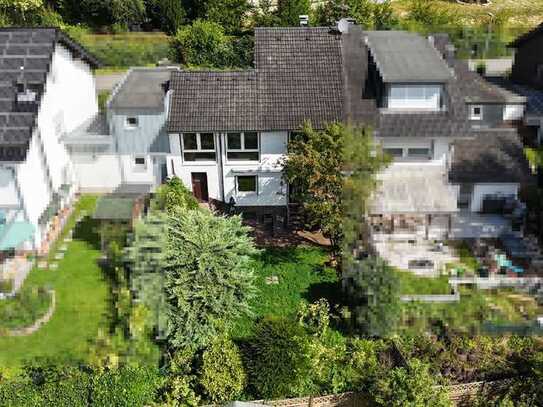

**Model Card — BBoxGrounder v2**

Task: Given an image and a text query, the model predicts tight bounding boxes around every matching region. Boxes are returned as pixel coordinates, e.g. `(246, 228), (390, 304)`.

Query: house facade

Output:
(0, 28), (100, 252)
(165, 24), (532, 239)
(64, 67), (174, 194)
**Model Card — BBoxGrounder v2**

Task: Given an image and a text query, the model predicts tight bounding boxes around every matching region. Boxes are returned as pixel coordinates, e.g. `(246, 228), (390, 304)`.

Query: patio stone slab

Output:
(54, 253), (65, 260)
(49, 263), (59, 270)
(37, 261), (48, 269)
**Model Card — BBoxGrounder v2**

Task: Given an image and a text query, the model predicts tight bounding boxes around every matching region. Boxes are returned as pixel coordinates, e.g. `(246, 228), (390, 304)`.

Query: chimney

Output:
(337, 18), (356, 34)
(299, 15), (308, 26)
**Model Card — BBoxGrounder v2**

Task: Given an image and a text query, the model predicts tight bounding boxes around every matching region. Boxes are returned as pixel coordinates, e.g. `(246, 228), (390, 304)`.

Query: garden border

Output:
(0, 290), (56, 337)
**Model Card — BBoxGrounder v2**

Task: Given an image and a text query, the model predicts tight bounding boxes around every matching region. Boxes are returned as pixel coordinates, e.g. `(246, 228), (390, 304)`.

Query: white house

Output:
(0, 28), (100, 253)
(63, 67), (175, 194)
(163, 26), (532, 237)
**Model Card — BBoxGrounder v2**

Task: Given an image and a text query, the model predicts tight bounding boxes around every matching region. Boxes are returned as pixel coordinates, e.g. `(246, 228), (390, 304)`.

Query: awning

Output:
(0, 221), (35, 250)
(370, 165), (458, 214)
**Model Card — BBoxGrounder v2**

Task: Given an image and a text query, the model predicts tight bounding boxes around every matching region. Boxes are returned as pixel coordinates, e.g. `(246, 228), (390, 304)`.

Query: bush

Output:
(342, 257), (400, 337)
(0, 279), (13, 294)
(165, 209), (258, 349)
(170, 19), (234, 67)
(151, 176), (198, 213)
(198, 336), (246, 403)
(247, 317), (313, 398)
(0, 363), (162, 407)
(86, 39), (170, 68)
(373, 359), (451, 407)
(0, 286), (51, 330)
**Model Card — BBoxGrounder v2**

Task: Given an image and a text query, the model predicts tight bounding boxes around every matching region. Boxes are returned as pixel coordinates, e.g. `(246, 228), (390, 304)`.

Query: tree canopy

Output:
(165, 209), (258, 349)
(282, 122), (389, 253)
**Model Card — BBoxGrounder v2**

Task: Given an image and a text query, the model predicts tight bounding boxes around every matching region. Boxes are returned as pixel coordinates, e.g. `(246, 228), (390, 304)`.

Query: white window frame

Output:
(134, 156), (147, 171)
(125, 116), (139, 129)
(226, 132), (260, 162)
(470, 105), (483, 121)
(181, 132), (217, 162)
(236, 175), (258, 195)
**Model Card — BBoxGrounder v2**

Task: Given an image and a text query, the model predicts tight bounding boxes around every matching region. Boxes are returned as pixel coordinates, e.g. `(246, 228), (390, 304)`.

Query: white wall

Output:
(378, 137), (452, 164)
(387, 84), (442, 110)
(470, 183), (519, 212)
(14, 44), (97, 246)
(72, 154), (122, 192)
(168, 131), (288, 206)
(503, 104), (525, 121)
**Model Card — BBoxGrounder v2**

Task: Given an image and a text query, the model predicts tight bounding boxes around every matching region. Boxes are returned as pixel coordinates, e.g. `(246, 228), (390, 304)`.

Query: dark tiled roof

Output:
(364, 31), (452, 83)
(509, 22), (543, 48)
(110, 68), (176, 112)
(255, 27), (344, 130)
(449, 129), (532, 184)
(0, 27), (100, 162)
(453, 61), (525, 104)
(167, 27), (344, 132)
(168, 70), (259, 132)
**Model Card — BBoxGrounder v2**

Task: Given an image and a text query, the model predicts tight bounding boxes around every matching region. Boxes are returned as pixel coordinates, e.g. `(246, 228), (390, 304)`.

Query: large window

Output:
(387, 85), (442, 110)
(181, 133), (216, 161)
(382, 146), (432, 161)
(237, 175), (257, 193)
(227, 132), (259, 161)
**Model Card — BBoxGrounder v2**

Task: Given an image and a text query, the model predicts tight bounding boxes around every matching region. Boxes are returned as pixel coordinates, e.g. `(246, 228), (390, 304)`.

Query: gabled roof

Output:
(509, 22), (543, 48)
(449, 129), (532, 184)
(364, 31), (452, 83)
(168, 70), (259, 132)
(109, 67), (175, 113)
(0, 27), (100, 162)
(255, 27), (344, 130)
(167, 27), (344, 132)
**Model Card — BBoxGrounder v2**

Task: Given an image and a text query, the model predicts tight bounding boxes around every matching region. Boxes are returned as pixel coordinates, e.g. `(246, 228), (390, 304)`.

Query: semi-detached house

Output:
(164, 24), (532, 239)
(0, 23), (534, 256)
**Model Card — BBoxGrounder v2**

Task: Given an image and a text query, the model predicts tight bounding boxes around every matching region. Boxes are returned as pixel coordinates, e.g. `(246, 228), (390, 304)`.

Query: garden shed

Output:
(92, 194), (146, 250)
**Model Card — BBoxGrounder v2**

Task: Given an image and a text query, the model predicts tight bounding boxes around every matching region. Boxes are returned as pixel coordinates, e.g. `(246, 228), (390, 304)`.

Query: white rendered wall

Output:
(37, 44), (98, 192)
(470, 183), (518, 212)
(15, 44), (97, 246)
(72, 154), (122, 192)
(168, 131), (288, 206)
(503, 104), (525, 121)
(378, 137), (452, 164)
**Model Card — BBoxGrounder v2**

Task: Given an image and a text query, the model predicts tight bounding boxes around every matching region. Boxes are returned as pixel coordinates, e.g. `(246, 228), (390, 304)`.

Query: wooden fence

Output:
(245, 378), (516, 407)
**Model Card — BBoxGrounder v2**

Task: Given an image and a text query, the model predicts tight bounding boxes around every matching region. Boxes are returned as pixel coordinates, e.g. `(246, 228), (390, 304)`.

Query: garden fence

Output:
(244, 378), (516, 407)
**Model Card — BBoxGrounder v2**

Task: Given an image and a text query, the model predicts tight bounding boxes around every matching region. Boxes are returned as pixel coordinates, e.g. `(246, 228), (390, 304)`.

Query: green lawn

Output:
(400, 287), (543, 335)
(395, 270), (451, 295)
(233, 246), (338, 338)
(0, 196), (111, 371)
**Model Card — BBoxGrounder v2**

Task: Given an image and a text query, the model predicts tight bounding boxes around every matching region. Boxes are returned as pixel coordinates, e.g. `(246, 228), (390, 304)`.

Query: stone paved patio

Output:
(375, 240), (459, 276)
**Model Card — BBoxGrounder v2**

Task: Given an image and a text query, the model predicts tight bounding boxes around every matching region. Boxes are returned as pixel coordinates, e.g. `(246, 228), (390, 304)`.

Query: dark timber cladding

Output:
(0, 28), (100, 162)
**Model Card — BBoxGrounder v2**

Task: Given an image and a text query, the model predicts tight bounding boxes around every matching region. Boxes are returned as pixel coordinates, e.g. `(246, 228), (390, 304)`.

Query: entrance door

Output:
(191, 172), (209, 202)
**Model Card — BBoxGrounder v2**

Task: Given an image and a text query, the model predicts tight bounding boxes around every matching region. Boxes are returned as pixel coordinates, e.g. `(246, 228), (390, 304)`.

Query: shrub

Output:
(0, 278), (13, 294)
(198, 336), (246, 403)
(165, 209), (258, 349)
(373, 359), (451, 407)
(151, 176), (199, 213)
(247, 317), (313, 398)
(276, 0), (310, 26)
(91, 366), (162, 406)
(170, 19), (234, 67)
(342, 257), (400, 337)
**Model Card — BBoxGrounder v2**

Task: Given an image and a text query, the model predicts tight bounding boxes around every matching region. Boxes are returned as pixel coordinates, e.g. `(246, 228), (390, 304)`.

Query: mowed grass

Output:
(395, 270), (451, 295)
(0, 196), (111, 370)
(233, 246), (338, 338)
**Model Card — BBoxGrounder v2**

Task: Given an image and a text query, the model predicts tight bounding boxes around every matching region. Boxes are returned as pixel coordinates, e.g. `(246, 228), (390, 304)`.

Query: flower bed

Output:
(0, 286), (52, 331)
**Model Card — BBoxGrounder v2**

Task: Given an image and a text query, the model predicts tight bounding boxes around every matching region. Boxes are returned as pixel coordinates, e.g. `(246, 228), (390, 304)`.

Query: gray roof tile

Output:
(449, 129), (532, 184)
